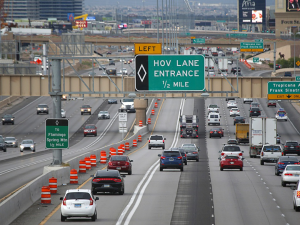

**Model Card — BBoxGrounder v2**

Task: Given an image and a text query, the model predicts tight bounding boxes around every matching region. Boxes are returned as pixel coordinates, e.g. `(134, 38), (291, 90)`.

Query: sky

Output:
(85, 0), (274, 7)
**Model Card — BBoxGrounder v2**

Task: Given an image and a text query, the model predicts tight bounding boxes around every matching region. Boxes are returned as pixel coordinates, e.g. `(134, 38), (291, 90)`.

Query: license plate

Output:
(74, 204), (81, 208)
(215, 119), (217, 121)
(116, 167), (121, 170)
(230, 162), (234, 164)
(295, 174), (299, 177)
(104, 184), (110, 187)
(169, 158), (174, 161)
(291, 147), (294, 149)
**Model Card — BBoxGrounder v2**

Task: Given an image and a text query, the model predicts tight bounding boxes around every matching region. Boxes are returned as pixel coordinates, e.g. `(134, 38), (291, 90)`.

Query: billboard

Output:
(67, 13), (74, 21)
(286, 0), (300, 11)
(118, 23), (127, 29)
(239, 0), (265, 24)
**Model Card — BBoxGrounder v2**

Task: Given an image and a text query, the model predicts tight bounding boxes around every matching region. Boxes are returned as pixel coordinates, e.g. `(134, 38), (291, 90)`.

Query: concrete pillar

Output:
(134, 99), (148, 126)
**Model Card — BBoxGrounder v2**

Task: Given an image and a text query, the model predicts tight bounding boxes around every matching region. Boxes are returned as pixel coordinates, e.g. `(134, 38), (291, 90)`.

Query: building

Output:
(4, 0), (83, 21)
(275, 0), (300, 37)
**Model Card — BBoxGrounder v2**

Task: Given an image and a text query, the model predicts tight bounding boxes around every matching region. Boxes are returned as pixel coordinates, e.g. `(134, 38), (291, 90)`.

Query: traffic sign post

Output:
(268, 81), (300, 100)
(119, 112), (127, 133)
(253, 57), (259, 63)
(135, 55), (205, 91)
(240, 42), (264, 52)
(192, 38), (205, 44)
(255, 39), (263, 43)
(45, 119), (69, 149)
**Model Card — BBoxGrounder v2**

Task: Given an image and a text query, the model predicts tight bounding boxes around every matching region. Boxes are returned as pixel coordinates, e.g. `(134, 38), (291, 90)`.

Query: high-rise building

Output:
(4, 0), (83, 21)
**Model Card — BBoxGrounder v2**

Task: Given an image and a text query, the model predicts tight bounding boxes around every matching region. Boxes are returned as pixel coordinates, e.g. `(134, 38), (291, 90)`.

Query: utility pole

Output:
(162, 0), (164, 54)
(157, 0), (159, 43)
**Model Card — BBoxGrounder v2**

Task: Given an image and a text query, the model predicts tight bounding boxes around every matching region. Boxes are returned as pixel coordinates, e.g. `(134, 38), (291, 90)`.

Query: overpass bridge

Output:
(0, 75), (293, 99)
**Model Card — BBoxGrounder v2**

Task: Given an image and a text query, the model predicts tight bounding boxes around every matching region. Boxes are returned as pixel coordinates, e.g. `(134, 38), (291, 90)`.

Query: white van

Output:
(207, 112), (221, 126)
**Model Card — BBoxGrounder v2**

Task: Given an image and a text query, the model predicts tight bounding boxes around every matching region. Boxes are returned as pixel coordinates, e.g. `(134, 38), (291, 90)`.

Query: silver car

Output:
(20, 139), (36, 152)
(4, 137), (18, 148)
(61, 109), (66, 118)
(98, 111), (110, 119)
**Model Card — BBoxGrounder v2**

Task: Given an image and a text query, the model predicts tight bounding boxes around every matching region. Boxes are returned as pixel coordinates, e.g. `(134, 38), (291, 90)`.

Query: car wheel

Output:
(295, 205), (300, 212)
(220, 167), (223, 171)
(61, 214), (66, 222)
(260, 160), (264, 165)
(160, 167), (163, 171)
(128, 170), (132, 175)
(91, 210), (97, 221)
(283, 152), (286, 156)
(162, 146), (165, 150)
(33, 150), (35, 152)
(196, 158), (199, 162)
(90, 112), (92, 115)
(209, 135), (211, 138)
(185, 161), (187, 165)
(180, 166), (183, 171)
(281, 181), (286, 187)
(119, 187), (124, 195)
(12, 122), (14, 125)
(20, 150), (23, 152)
(81, 113), (83, 115)
(148, 146), (151, 149)
(84, 134), (86, 137)
(240, 167), (243, 171)
(95, 133), (97, 136)
(4, 148), (6, 152)
(219, 136), (221, 138)
(2, 122), (3, 125)
(275, 170), (280, 176)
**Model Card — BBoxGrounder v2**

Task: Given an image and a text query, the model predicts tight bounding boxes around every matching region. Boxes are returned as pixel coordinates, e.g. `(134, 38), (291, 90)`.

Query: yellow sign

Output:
(190, 36), (196, 39)
(240, 49), (264, 52)
(134, 43), (162, 55)
(268, 94), (300, 100)
(296, 61), (300, 66)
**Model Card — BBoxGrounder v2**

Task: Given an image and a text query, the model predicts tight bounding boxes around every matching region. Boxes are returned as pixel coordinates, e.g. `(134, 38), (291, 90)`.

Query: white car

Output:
(207, 104), (219, 114)
(229, 108), (240, 117)
(227, 100), (237, 108)
(275, 108), (288, 121)
(292, 180), (300, 211)
(243, 98), (253, 104)
(20, 139), (36, 152)
(219, 144), (244, 160)
(60, 189), (98, 222)
(122, 68), (128, 75)
(208, 70), (215, 76)
(61, 109), (66, 118)
(281, 165), (300, 187)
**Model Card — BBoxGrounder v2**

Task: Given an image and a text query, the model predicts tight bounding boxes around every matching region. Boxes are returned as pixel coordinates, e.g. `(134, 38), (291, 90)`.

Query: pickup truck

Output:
(148, 135), (166, 149)
(260, 145), (282, 165)
(218, 144), (244, 160)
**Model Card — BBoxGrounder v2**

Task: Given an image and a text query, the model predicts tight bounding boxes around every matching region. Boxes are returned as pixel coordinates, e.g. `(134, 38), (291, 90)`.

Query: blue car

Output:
(158, 149), (183, 171)
(170, 148), (187, 165)
(275, 156), (299, 176)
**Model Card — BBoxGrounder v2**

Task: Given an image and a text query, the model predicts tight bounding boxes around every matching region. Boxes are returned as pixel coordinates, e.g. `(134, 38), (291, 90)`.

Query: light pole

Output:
(157, 0), (159, 43)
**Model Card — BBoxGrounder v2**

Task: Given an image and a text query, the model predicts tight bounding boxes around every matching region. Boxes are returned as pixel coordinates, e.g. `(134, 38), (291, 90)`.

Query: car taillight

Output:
(93, 178), (121, 182)
(108, 162), (112, 166)
(250, 111), (253, 113)
(261, 152), (264, 156)
(239, 153), (243, 156)
(178, 156), (182, 160)
(284, 146), (288, 148)
(258, 111), (260, 113)
(296, 146), (300, 148)
(208, 119), (210, 121)
(221, 153), (225, 156)
(278, 162), (284, 164)
(161, 156), (166, 159)
(210, 131), (213, 133)
(185, 154), (187, 158)
(234, 119), (236, 121)
(63, 197), (66, 206)
(180, 135), (183, 138)
(282, 152), (284, 156)
(149, 140), (150, 143)
(163, 140), (164, 143)
(297, 191), (300, 198)
(197, 125), (199, 127)
(196, 135), (198, 138)
(218, 131), (221, 134)
(284, 173), (293, 176)
(125, 162), (130, 166)
(193, 152), (197, 154)
(90, 197), (93, 205)
(294, 162), (300, 164)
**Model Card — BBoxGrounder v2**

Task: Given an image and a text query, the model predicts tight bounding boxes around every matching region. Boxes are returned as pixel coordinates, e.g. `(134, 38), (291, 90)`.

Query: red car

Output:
(84, 124), (97, 137)
(267, 100), (276, 107)
(108, 155), (133, 175)
(220, 155), (243, 171)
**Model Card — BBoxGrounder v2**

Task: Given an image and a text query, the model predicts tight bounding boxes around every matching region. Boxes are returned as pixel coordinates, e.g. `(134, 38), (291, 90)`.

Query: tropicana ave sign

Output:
(135, 55), (205, 91)
(268, 81), (300, 100)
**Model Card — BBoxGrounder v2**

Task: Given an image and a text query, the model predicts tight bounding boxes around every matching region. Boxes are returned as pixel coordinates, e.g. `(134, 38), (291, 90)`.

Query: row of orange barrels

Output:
(141, 100), (161, 126)
(41, 135), (143, 204)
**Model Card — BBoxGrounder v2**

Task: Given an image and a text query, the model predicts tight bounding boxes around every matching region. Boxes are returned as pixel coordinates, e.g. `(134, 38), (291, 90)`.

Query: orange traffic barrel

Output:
(70, 169), (78, 184)
(158, 98), (161, 101)
(147, 118), (151, 124)
(133, 139), (137, 147)
(41, 186), (51, 204)
(100, 151), (107, 164)
(151, 109), (155, 115)
(154, 102), (158, 108)
(138, 135), (142, 142)
(79, 159), (86, 173)
(90, 154), (97, 167)
(125, 142), (130, 151)
(139, 120), (143, 127)
(49, 177), (57, 194)
(110, 147), (116, 157)
(85, 157), (91, 170)
(118, 145), (124, 155)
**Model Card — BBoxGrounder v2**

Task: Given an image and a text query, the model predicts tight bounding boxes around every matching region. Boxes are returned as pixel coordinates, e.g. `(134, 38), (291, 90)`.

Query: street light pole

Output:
(294, 32), (296, 77)
(157, 0), (159, 43)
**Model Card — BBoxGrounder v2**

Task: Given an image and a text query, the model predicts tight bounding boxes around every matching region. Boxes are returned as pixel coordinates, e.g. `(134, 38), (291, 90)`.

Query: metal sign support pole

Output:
(51, 59), (62, 165)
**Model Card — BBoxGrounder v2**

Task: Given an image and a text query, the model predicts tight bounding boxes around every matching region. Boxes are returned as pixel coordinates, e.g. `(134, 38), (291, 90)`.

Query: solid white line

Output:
(13, 96), (43, 115)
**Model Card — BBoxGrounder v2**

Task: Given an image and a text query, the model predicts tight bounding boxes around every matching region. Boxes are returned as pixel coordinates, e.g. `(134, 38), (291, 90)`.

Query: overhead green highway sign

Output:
(46, 119), (69, 149)
(135, 55), (205, 91)
(192, 38), (205, 44)
(240, 42), (264, 52)
(268, 81), (300, 100)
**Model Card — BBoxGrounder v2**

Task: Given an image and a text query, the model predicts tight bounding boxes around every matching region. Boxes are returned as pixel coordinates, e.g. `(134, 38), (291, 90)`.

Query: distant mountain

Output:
(85, 0), (274, 7)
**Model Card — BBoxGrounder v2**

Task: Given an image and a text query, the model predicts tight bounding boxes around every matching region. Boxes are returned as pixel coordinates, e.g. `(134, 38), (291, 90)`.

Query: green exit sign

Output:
(253, 57), (259, 63)
(46, 119), (69, 149)
(255, 39), (263, 42)
(193, 38), (205, 44)
(296, 76), (300, 81)
(135, 55), (205, 91)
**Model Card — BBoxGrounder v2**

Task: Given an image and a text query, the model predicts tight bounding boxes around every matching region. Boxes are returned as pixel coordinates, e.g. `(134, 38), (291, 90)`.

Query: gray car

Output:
(181, 145), (199, 161)
(20, 139), (36, 152)
(0, 138), (6, 152)
(98, 111), (110, 119)
(4, 137), (18, 148)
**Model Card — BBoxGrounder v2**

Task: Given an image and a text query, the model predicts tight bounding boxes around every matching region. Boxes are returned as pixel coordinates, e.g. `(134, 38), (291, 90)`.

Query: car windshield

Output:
(100, 111), (108, 114)
(3, 114), (12, 118)
(286, 166), (300, 171)
(38, 104), (47, 108)
(263, 146), (281, 152)
(150, 136), (163, 140)
(111, 156), (127, 161)
(65, 192), (91, 200)
(5, 137), (15, 141)
(61, 109), (64, 112)
(223, 146), (240, 152)
(82, 105), (91, 108)
(22, 140), (33, 144)
(123, 99), (134, 102)
(85, 125), (95, 129)
(163, 151), (180, 157)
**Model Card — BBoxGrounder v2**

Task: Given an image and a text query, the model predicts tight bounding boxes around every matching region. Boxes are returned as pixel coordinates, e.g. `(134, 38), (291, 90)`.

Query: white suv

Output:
(148, 135), (166, 149)
(60, 189), (99, 222)
(260, 145), (282, 165)
(207, 112), (221, 126)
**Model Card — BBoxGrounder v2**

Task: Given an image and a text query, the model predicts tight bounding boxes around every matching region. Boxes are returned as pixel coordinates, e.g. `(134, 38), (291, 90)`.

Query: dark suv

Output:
(0, 138), (6, 152)
(284, 72), (292, 77)
(158, 149), (183, 171)
(249, 107), (261, 117)
(283, 141), (300, 155)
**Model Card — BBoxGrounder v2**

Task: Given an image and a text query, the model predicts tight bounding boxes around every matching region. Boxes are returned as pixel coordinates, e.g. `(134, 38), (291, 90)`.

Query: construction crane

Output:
(72, 14), (88, 30)
(0, 0), (17, 30)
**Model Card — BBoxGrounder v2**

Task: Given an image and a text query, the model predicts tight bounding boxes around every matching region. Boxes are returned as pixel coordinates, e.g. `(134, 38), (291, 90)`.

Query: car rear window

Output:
(209, 105), (218, 108)
(210, 115), (218, 118)
(287, 142), (298, 146)
(278, 111), (286, 115)
(286, 166), (300, 171)
(150, 136), (163, 140)
(223, 146), (240, 152)
(111, 156), (127, 161)
(225, 156), (239, 159)
(66, 192), (91, 200)
(263, 146), (281, 152)
(163, 151), (180, 157)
